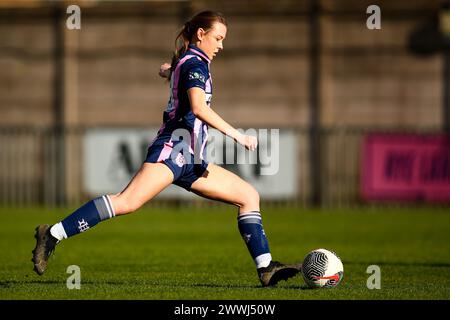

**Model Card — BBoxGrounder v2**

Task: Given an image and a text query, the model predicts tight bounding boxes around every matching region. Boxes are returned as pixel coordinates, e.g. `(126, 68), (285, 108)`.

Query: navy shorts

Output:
(145, 141), (209, 191)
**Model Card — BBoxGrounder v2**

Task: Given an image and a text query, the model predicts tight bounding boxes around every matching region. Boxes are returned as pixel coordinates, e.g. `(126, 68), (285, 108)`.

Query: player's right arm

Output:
(159, 63), (171, 78)
(188, 87), (257, 151)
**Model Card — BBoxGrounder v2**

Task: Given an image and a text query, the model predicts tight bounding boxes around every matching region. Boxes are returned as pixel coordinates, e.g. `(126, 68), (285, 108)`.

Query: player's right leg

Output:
(32, 162), (174, 275)
(190, 163), (301, 286)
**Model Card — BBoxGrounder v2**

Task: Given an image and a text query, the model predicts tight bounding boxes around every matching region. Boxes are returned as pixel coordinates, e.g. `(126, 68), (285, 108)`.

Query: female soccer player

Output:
(32, 10), (301, 287)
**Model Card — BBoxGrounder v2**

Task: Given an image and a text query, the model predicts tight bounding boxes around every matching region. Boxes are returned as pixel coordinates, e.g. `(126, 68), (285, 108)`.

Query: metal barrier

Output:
(0, 126), (443, 207)
(0, 126), (85, 207)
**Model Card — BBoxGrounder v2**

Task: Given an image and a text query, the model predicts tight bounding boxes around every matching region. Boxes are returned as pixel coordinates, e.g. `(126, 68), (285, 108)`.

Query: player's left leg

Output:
(190, 163), (301, 286)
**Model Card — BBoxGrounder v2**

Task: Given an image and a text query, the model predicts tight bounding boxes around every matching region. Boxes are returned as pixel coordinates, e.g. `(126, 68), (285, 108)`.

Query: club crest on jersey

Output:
(175, 153), (186, 167)
(188, 71), (206, 83)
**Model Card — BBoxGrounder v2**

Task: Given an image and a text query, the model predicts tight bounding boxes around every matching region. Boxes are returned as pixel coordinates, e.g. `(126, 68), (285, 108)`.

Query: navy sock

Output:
(60, 195), (115, 238)
(237, 211), (272, 268)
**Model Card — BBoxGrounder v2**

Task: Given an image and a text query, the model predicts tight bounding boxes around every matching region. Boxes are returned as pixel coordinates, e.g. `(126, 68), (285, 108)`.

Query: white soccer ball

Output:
(301, 248), (344, 288)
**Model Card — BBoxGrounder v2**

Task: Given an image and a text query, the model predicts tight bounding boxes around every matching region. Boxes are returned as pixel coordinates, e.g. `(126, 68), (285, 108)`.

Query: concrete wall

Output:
(0, 8), (55, 126)
(0, 0), (443, 129)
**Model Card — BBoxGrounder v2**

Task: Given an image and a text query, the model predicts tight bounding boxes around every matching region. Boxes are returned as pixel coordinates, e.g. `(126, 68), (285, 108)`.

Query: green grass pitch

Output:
(0, 205), (449, 300)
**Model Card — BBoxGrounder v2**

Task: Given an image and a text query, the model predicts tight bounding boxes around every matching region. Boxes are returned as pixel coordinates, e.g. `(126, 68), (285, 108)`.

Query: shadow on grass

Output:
(0, 279), (133, 287)
(345, 261), (450, 268)
(191, 282), (312, 290)
(191, 283), (259, 289)
(0, 279), (61, 288)
(1, 279), (312, 290)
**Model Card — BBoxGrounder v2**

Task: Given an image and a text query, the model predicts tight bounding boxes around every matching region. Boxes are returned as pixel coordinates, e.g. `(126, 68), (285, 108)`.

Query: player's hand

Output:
(236, 134), (258, 151)
(159, 63), (171, 78)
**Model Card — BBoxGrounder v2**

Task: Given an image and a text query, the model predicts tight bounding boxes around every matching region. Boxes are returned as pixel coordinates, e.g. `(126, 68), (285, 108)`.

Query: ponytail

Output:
(169, 21), (194, 80)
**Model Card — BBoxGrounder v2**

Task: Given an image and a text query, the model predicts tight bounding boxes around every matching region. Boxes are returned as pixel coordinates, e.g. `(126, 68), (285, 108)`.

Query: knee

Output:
(238, 185), (260, 210)
(250, 188), (260, 206)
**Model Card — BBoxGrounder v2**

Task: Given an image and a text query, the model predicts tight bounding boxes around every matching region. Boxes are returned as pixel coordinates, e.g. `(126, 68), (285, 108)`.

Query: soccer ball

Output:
(301, 248), (344, 288)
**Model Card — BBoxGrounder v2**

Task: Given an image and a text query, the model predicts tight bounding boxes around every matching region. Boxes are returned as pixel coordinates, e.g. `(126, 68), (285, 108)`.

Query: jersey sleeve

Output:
(180, 57), (209, 91)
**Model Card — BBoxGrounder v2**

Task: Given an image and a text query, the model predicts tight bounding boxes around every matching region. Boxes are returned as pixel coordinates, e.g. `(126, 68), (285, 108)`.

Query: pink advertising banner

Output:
(361, 134), (450, 202)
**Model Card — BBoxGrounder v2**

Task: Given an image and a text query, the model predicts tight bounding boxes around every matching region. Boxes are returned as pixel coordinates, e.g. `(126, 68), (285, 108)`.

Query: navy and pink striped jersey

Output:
(151, 44), (212, 160)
